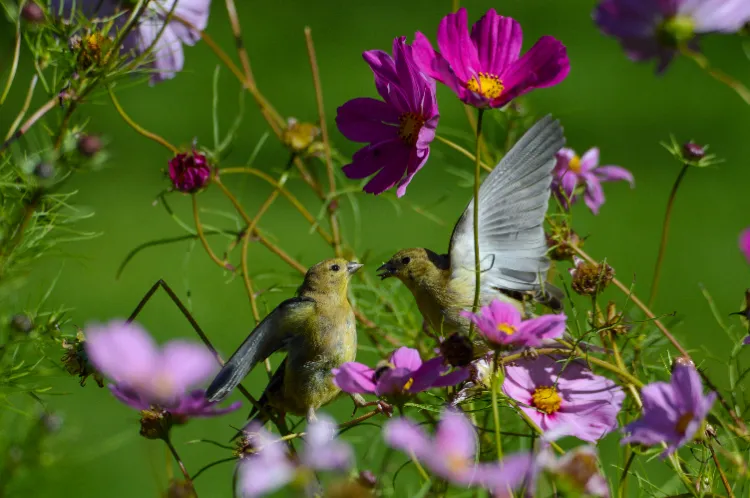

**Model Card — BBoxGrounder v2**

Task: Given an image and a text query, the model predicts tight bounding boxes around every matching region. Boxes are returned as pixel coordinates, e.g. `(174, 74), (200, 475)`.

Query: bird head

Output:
(300, 258), (363, 296)
(377, 248), (448, 287)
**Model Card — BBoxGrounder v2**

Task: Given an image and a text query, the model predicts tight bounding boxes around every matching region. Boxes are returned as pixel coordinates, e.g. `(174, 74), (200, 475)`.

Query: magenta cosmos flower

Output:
(503, 356), (624, 443)
(85, 321), (239, 418)
(461, 299), (566, 348)
(552, 147), (634, 215)
(385, 409), (533, 493)
(411, 8), (569, 109)
(336, 37), (439, 197)
(594, 0), (750, 73)
(740, 228), (750, 264)
(622, 364), (716, 457)
(332, 347), (468, 397)
(169, 148), (212, 192)
(238, 414), (352, 497)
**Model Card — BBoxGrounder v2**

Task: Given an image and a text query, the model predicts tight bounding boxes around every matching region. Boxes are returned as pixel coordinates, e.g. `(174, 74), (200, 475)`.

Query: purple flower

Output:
(384, 409), (533, 492)
(411, 8), (569, 109)
(594, 0), (750, 73)
(238, 415), (352, 497)
(622, 364), (716, 457)
(503, 356), (624, 442)
(552, 147), (634, 215)
(169, 149), (212, 192)
(740, 228), (750, 264)
(461, 299), (566, 348)
(85, 321), (239, 418)
(332, 347), (468, 397)
(336, 37), (439, 197)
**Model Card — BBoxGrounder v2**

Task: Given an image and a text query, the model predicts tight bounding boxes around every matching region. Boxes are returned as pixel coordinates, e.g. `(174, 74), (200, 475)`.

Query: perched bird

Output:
(206, 258), (362, 425)
(377, 115), (565, 336)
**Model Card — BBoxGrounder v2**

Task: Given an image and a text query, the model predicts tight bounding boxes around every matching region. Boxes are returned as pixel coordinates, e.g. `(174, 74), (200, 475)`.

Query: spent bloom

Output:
(503, 356), (624, 442)
(622, 364), (716, 456)
(336, 37), (439, 197)
(238, 415), (352, 497)
(332, 347), (468, 397)
(169, 149), (212, 193)
(461, 299), (566, 348)
(594, 0), (750, 73)
(412, 8), (569, 109)
(85, 321), (239, 419)
(740, 227), (750, 264)
(384, 409), (533, 492)
(553, 147), (633, 215)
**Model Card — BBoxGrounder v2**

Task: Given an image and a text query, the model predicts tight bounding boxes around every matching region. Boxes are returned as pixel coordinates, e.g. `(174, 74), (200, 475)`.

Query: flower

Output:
(336, 37), (439, 197)
(503, 356), (624, 442)
(594, 0), (750, 73)
(622, 364), (716, 456)
(237, 415), (352, 497)
(169, 149), (212, 192)
(384, 409), (533, 492)
(740, 228), (750, 264)
(461, 299), (566, 348)
(552, 147), (634, 215)
(84, 321), (239, 418)
(332, 347), (468, 397)
(411, 8), (569, 109)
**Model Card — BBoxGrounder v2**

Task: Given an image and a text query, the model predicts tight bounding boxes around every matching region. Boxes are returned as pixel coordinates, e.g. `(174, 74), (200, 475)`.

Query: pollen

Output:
(466, 72), (504, 100)
(403, 377), (415, 391)
(398, 113), (425, 146)
(568, 155), (582, 173)
(675, 412), (694, 435)
(532, 385), (562, 414)
(496, 323), (516, 335)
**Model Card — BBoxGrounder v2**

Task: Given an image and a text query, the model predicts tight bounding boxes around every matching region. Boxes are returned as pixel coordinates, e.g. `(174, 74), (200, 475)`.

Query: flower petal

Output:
(436, 8), (480, 83)
(516, 313), (567, 347)
(497, 36), (570, 106)
(579, 148), (600, 172)
(335, 97), (400, 144)
(741, 228), (750, 264)
(85, 321), (158, 386)
(384, 417), (432, 460)
(470, 10), (522, 75)
(158, 341), (216, 395)
(331, 362), (377, 394)
(390, 347), (423, 371)
(302, 414), (353, 471)
(434, 409), (476, 461)
(594, 165), (634, 187)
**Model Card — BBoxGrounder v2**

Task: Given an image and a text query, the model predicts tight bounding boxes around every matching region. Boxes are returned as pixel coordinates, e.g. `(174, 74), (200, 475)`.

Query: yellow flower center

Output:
(532, 385), (562, 414)
(675, 412), (694, 435)
(496, 323), (516, 335)
(398, 113), (425, 146)
(465, 72), (504, 100)
(568, 155), (582, 173)
(402, 377), (414, 391)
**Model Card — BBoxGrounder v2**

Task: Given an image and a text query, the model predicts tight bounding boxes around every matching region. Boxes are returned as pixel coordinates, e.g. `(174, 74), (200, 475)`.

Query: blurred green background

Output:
(3, 0), (750, 496)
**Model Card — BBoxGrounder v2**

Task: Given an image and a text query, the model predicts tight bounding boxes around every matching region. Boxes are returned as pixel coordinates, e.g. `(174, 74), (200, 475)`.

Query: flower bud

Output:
(282, 118), (322, 156)
(165, 479), (197, 498)
(33, 162), (55, 179)
(569, 257), (614, 296)
(21, 2), (44, 23)
(682, 141), (705, 161)
(10, 313), (33, 333)
(671, 356), (695, 372)
(168, 150), (211, 193)
(139, 408), (172, 440)
(77, 134), (102, 157)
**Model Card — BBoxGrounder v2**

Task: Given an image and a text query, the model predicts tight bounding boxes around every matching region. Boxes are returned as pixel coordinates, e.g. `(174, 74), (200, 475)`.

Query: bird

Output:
(206, 258), (362, 426)
(377, 115), (565, 337)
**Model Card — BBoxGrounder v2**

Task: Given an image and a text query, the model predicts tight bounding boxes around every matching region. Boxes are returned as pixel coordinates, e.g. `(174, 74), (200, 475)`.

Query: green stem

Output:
(163, 435), (194, 489)
(618, 451), (635, 498)
(470, 109), (485, 332)
(491, 352), (503, 459)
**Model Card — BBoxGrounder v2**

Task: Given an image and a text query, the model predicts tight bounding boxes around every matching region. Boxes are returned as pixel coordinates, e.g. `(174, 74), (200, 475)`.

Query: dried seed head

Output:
(139, 408), (172, 440)
(546, 222), (582, 261)
(72, 32), (113, 70)
(589, 301), (629, 335)
(570, 257), (614, 296)
(439, 333), (474, 367)
(282, 118), (322, 156)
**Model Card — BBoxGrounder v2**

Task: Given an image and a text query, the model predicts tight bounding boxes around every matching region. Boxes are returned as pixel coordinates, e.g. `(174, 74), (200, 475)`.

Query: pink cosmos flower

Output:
(461, 299), (566, 348)
(552, 147), (634, 215)
(411, 8), (569, 109)
(740, 228), (750, 264)
(85, 321), (239, 419)
(384, 409), (533, 493)
(622, 364), (715, 457)
(332, 347), (468, 397)
(503, 356), (624, 442)
(336, 37), (439, 197)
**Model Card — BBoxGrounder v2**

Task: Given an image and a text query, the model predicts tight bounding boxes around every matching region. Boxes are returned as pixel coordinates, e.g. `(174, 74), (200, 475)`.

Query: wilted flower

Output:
(589, 301), (629, 335)
(332, 347), (468, 397)
(503, 356), (624, 442)
(412, 8), (569, 109)
(622, 364), (716, 456)
(594, 0), (750, 73)
(740, 228), (750, 264)
(384, 409), (533, 491)
(461, 299), (566, 348)
(61, 331), (104, 387)
(336, 37), (439, 197)
(546, 221), (583, 261)
(553, 147), (633, 215)
(169, 149), (211, 193)
(570, 256), (614, 296)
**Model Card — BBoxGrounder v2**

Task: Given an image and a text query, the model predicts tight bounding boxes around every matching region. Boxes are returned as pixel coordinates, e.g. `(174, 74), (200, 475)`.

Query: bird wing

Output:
(449, 115), (565, 292)
(206, 297), (315, 402)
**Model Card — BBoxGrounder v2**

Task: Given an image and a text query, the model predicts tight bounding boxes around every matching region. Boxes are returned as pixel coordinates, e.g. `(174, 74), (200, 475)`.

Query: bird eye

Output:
(330, 264), (340, 272)
(401, 257), (411, 265)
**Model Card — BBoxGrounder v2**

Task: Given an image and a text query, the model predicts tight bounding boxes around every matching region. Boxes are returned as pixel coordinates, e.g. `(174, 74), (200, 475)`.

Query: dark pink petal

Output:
(594, 165), (634, 186)
(430, 366), (470, 388)
(359, 141), (412, 195)
(487, 299), (523, 327)
(744, 335), (750, 345)
(497, 36), (570, 107)
(411, 31), (444, 80)
(109, 384), (150, 410)
(740, 228), (750, 264)
(515, 314), (567, 346)
(332, 362), (377, 394)
(409, 357), (447, 392)
(393, 37), (421, 112)
(335, 98), (400, 143)
(470, 10), (522, 75)
(363, 49), (410, 111)
(376, 367), (413, 396)
(396, 147), (430, 198)
(436, 8), (481, 83)
(391, 347), (423, 371)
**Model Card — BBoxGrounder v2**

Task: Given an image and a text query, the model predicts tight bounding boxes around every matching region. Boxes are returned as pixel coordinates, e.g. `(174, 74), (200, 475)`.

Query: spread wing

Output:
(206, 297), (314, 402)
(449, 115), (564, 292)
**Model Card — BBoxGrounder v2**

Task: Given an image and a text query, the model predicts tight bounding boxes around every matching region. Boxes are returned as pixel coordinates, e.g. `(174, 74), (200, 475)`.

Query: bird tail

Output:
(533, 282), (564, 312)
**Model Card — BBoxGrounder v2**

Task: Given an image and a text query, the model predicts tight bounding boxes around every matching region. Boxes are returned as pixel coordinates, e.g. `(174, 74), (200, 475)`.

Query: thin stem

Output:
(192, 194), (233, 270)
(648, 163), (689, 308)
(491, 352), (503, 459)
(4, 75), (38, 142)
(681, 45), (750, 106)
(708, 442), (735, 498)
(192, 456), (236, 481)
(304, 26), (342, 257)
(450, 0), (460, 11)
(163, 436), (193, 485)
(108, 87), (178, 154)
(618, 451), (635, 498)
(470, 109), (485, 332)
(223, 0), (255, 87)
(0, 95), (58, 154)
(434, 135), (493, 172)
(410, 450), (431, 483)
(0, 12), (21, 105)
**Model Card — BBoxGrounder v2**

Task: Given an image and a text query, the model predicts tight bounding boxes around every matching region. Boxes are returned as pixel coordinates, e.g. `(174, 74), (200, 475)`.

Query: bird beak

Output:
(377, 262), (395, 280)
(346, 262), (364, 274)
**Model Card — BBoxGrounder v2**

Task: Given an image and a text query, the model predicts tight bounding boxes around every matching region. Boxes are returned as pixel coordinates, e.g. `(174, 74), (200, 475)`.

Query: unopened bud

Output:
(682, 142), (705, 161)
(10, 313), (33, 333)
(33, 162), (55, 179)
(671, 356), (695, 372)
(21, 2), (44, 23)
(77, 134), (102, 157)
(139, 409), (172, 440)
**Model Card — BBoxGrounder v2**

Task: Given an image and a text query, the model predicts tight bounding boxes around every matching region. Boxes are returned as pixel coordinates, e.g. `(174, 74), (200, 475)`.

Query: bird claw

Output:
(522, 347), (539, 360)
(350, 395), (393, 418)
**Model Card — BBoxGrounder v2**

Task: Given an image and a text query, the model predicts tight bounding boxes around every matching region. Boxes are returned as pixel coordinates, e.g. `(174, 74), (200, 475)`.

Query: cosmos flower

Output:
(461, 299), (566, 348)
(503, 356), (624, 442)
(594, 0), (750, 73)
(552, 147), (634, 215)
(85, 321), (239, 419)
(169, 148), (212, 192)
(384, 409), (533, 493)
(411, 8), (569, 109)
(622, 364), (716, 456)
(336, 37), (439, 197)
(740, 228), (750, 264)
(332, 347), (468, 397)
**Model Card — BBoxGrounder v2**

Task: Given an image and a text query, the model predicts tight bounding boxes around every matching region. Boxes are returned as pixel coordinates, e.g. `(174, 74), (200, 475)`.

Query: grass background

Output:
(3, 0), (750, 496)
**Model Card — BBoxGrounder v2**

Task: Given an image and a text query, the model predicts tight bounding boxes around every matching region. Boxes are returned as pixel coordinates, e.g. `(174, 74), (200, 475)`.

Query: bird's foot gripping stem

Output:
(521, 347), (539, 360)
(351, 394), (393, 418)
